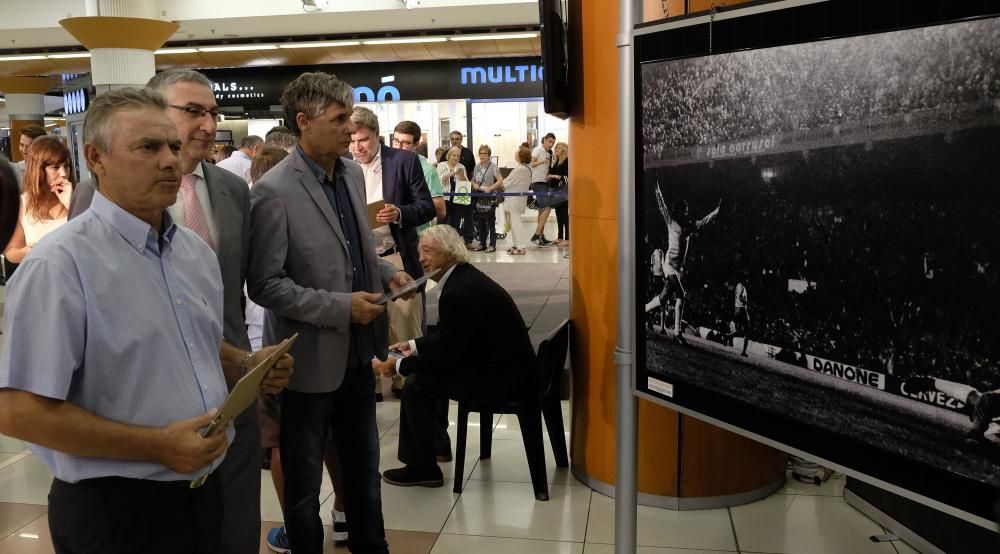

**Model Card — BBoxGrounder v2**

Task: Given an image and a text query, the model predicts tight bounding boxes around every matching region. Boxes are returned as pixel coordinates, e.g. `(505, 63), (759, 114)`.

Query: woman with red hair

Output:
(3, 136), (74, 263)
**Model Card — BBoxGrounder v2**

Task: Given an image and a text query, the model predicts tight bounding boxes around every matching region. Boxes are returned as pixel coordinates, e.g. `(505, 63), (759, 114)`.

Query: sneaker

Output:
(672, 333), (688, 346)
(530, 234), (541, 244)
(484, 246), (496, 253)
(382, 465), (444, 488)
(331, 509), (349, 544)
(266, 526), (291, 553)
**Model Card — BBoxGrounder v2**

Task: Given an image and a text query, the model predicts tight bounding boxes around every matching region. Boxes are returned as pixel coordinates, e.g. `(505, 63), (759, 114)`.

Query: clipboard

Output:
(367, 200), (386, 230)
(190, 333), (297, 488)
(375, 271), (437, 305)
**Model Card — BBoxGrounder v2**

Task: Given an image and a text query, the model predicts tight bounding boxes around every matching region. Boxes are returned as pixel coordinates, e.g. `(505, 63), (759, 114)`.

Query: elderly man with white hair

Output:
(373, 225), (537, 487)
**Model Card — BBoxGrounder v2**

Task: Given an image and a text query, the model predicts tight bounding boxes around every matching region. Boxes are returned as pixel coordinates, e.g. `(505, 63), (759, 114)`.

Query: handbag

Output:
(473, 163), (498, 216)
(453, 179), (472, 206)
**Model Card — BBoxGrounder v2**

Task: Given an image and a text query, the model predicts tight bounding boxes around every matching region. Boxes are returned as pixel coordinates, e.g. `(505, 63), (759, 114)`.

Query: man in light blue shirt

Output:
(0, 88), (287, 554)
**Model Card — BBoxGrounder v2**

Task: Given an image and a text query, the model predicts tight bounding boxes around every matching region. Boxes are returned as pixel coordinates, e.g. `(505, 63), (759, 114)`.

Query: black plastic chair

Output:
(453, 320), (570, 501)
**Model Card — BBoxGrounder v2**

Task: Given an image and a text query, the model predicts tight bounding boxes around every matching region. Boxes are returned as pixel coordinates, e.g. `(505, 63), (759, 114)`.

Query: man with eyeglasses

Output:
(68, 69), (288, 554)
(393, 120), (446, 224)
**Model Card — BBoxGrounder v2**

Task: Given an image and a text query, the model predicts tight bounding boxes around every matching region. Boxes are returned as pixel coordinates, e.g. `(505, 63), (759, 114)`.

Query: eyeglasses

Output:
(391, 137), (414, 148)
(168, 104), (221, 120)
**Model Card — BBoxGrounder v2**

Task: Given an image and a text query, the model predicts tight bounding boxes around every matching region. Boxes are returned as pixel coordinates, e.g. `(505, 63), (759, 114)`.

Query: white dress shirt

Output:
(216, 150), (252, 183)
(167, 162), (218, 246)
(394, 262), (458, 371)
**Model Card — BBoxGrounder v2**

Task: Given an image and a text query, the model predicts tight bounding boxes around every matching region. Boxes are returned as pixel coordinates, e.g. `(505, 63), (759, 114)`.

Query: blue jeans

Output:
(280, 365), (387, 554)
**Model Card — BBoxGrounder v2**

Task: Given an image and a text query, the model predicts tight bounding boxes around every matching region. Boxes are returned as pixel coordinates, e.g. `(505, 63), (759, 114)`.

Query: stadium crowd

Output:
(641, 18), (1000, 158)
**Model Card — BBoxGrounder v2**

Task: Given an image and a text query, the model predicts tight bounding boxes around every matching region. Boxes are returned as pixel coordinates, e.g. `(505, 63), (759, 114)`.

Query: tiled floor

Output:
(0, 399), (922, 553)
(0, 238), (923, 553)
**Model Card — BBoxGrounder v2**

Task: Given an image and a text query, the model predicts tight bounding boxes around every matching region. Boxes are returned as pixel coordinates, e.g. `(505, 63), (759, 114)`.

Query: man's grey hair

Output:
(264, 131), (298, 153)
(419, 224), (470, 265)
(147, 68), (213, 94)
(350, 106), (380, 134)
(280, 72), (354, 137)
(84, 87), (167, 152)
(240, 135), (264, 149)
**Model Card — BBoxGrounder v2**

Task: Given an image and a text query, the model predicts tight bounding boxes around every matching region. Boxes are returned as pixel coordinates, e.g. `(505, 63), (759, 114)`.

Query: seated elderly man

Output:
(373, 225), (536, 486)
(0, 88), (291, 553)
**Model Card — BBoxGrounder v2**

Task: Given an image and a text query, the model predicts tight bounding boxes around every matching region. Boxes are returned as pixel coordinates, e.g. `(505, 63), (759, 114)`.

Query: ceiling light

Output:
(450, 32), (540, 41)
(155, 48), (199, 54)
(277, 41), (361, 49)
(48, 52), (91, 59)
(402, 0), (420, 8)
(198, 45), (278, 52)
(363, 37), (447, 45)
(0, 55), (47, 61)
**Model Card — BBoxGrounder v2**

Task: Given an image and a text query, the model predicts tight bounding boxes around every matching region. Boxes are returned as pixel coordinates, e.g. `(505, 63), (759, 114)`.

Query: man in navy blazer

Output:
(349, 106), (435, 282)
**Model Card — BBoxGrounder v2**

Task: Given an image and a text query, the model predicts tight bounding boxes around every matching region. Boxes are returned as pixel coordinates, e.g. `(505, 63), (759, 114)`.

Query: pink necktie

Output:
(181, 174), (215, 250)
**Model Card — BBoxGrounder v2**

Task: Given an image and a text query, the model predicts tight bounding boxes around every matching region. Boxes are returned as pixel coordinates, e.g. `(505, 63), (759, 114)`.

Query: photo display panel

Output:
(635, 1), (1000, 523)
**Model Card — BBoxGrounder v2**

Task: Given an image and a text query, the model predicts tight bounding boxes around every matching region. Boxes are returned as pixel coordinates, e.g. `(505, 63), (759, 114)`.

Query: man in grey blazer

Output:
(248, 72), (413, 554)
(67, 70), (292, 554)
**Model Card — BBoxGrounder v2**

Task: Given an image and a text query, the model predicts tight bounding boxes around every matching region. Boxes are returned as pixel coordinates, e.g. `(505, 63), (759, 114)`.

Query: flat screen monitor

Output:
(538, 0), (570, 119)
(635, 0), (1000, 526)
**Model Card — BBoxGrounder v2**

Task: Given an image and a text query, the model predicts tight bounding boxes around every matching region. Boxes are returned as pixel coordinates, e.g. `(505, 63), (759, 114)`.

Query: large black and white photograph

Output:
(638, 16), (1000, 487)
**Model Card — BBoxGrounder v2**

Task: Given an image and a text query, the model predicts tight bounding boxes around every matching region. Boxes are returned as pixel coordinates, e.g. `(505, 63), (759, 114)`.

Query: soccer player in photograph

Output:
(643, 184), (721, 345)
(906, 377), (1000, 441)
(647, 238), (666, 334)
(733, 279), (751, 356)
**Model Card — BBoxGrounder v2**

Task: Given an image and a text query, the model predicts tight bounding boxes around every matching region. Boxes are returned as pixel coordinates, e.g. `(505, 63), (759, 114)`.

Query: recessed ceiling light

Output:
(198, 45), (278, 52)
(0, 55), (47, 61)
(362, 37), (447, 45)
(48, 52), (91, 59)
(277, 41), (361, 49)
(155, 48), (199, 54)
(450, 33), (539, 41)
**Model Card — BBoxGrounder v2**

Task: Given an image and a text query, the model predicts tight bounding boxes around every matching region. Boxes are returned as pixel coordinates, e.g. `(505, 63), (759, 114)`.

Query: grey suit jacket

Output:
(248, 149), (398, 394)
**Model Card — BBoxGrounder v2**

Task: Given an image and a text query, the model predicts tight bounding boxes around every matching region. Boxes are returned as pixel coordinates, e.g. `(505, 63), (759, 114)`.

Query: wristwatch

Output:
(238, 351), (254, 378)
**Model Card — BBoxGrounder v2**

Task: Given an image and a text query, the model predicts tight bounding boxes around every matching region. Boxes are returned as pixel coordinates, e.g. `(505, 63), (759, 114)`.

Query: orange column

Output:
(568, 0), (785, 505)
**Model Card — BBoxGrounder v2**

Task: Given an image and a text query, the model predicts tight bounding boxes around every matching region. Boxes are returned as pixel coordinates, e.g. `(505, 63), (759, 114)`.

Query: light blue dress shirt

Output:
(0, 191), (232, 483)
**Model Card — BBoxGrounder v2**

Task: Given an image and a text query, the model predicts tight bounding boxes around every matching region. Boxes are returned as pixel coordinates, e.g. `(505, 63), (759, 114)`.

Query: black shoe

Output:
(375, 392), (384, 402)
(436, 452), (453, 463)
(537, 236), (555, 246)
(390, 384), (403, 398)
(672, 333), (687, 346)
(382, 466), (444, 488)
(530, 234), (541, 244)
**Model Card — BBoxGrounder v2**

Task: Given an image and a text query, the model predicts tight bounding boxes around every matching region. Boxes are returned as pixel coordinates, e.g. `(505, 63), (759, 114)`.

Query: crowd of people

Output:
(0, 68), (550, 554)
(430, 131), (570, 254)
(641, 17), (1000, 158)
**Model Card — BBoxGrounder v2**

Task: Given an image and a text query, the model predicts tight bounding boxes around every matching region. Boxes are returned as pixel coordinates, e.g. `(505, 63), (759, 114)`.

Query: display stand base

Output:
(845, 478), (998, 554)
(571, 464), (784, 510)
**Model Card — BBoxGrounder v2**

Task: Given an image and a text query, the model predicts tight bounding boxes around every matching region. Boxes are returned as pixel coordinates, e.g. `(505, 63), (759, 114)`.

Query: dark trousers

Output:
(281, 365), (387, 554)
(554, 202), (569, 240)
(217, 412), (262, 554)
(48, 474), (223, 554)
(399, 373), (461, 468)
(445, 200), (474, 242)
(474, 210), (497, 248)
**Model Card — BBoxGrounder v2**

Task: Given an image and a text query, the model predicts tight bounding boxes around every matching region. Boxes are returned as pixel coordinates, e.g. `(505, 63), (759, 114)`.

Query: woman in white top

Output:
(437, 146), (471, 239)
(501, 146), (534, 255)
(3, 136), (73, 263)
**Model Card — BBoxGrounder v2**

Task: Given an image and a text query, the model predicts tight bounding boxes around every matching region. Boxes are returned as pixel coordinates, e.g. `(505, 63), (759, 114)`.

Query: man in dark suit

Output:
(67, 70), (292, 554)
(373, 224), (536, 487)
(248, 72), (414, 554)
